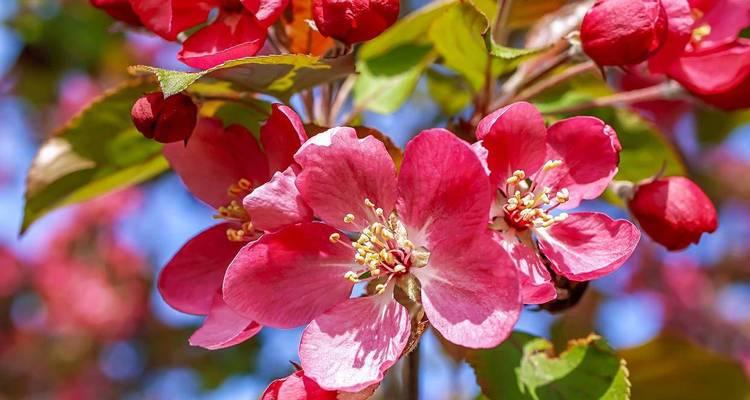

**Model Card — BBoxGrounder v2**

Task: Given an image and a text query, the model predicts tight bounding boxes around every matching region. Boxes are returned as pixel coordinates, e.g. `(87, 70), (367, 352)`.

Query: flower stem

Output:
(405, 344), (420, 400)
(511, 60), (598, 103)
(541, 82), (684, 115)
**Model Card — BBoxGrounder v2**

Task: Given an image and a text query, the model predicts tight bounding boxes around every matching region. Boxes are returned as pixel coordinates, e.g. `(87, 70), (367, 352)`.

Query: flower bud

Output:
(628, 176), (717, 251)
(89, 0), (142, 27)
(312, 0), (400, 45)
(131, 92), (198, 144)
(581, 0), (668, 66)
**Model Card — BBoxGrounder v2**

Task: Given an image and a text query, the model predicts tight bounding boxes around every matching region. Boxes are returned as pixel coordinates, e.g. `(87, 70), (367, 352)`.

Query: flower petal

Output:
(295, 128), (397, 231)
(476, 102), (547, 184)
(536, 212), (641, 281)
(412, 234), (521, 348)
(300, 296), (410, 392)
(498, 234), (557, 304)
(397, 129), (492, 249)
(537, 117), (621, 209)
(131, 0), (214, 40)
(695, 0), (750, 46)
(164, 118), (269, 209)
(260, 104), (308, 174)
(158, 223), (243, 315)
(178, 12), (267, 69)
(261, 370), (336, 400)
(189, 294), (261, 350)
(244, 0), (290, 27)
(244, 166), (313, 232)
(222, 222), (354, 329)
(648, 0), (694, 73)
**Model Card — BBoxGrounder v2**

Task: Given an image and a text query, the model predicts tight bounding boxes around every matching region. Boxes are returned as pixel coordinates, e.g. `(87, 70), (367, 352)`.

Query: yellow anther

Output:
(543, 160), (563, 171)
(506, 176), (519, 185)
(556, 188), (570, 203)
(238, 178), (252, 190)
(692, 23), (711, 42)
(375, 208), (384, 218)
(403, 240), (415, 250)
(375, 284), (387, 294)
(555, 213), (569, 222)
(394, 264), (406, 273)
(329, 233), (341, 243)
(514, 170), (526, 180)
(539, 193), (551, 204)
(344, 214), (355, 224)
(371, 269), (381, 276)
(364, 198), (375, 208)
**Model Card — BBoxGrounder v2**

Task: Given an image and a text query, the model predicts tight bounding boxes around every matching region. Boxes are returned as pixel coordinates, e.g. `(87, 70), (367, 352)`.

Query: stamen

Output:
(543, 160), (563, 171)
(344, 214), (355, 224)
(329, 233), (341, 243)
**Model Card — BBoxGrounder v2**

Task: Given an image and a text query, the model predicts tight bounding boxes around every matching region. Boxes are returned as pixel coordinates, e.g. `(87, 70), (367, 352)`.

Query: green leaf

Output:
(130, 54), (354, 100)
(425, 68), (472, 115)
(488, 42), (549, 60)
(22, 79), (168, 232)
(353, 44), (436, 114)
(428, 1), (495, 91)
(467, 332), (630, 400)
(620, 335), (750, 400)
(211, 99), (272, 134)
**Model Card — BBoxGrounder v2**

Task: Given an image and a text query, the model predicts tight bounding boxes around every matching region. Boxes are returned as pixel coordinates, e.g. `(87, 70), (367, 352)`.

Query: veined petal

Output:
(412, 234), (521, 348)
(179, 11), (267, 69)
(397, 129), (492, 249)
(164, 119), (269, 209)
(260, 104), (308, 174)
(536, 117), (621, 209)
(189, 294), (261, 350)
(295, 128), (397, 232)
(131, 0), (215, 40)
(300, 295), (410, 392)
(158, 223), (243, 315)
(536, 212), (640, 281)
(222, 223), (354, 329)
(497, 234), (557, 304)
(244, 166), (313, 232)
(476, 102), (547, 184)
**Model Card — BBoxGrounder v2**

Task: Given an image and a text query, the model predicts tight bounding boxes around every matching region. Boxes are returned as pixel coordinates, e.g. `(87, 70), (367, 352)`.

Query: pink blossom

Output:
(261, 370), (378, 400)
(477, 102), (640, 304)
(223, 128), (521, 391)
(158, 104), (312, 349)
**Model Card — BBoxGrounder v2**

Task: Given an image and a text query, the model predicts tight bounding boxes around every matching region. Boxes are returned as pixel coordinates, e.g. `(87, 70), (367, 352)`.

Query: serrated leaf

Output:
(22, 79), (168, 232)
(130, 54), (354, 100)
(620, 335), (750, 400)
(353, 44), (436, 114)
(467, 332), (630, 400)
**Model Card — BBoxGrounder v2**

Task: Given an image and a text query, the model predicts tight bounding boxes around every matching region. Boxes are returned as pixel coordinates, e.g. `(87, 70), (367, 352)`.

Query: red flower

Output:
(131, 92), (198, 144)
(223, 128), (521, 391)
(628, 176), (718, 251)
(477, 102), (640, 304)
(130, 0), (289, 69)
(261, 370), (377, 400)
(158, 105), (312, 349)
(581, 0), (668, 66)
(90, 0), (142, 26)
(312, 0), (400, 45)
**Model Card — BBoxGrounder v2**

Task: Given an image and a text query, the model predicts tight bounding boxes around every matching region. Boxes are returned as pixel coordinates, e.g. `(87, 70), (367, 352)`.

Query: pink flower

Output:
(312, 0), (400, 45)
(223, 128), (521, 391)
(477, 102), (640, 304)
(261, 370), (378, 400)
(130, 0), (288, 69)
(158, 104), (312, 349)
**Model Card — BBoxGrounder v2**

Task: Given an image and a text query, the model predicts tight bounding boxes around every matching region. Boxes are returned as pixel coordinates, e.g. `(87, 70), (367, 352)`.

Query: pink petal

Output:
(696, 0), (750, 46)
(300, 296), (410, 392)
(498, 234), (557, 304)
(131, 0), (215, 40)
(244, 166), (313, 232)
(260, 104), (308, 174)
(178, 11), (267, 69)
(536, 212), (641, 281)
(189, 294), (261, 350)
(158, 223), (243, 315)
(164, 118), (269, 209)
(648, 0), (694, 73)
(244, 0), (290, 27)
(222, 223), (354, 329)
(261, 370), (337, 400)
(412, 234), (521, 348)
(536, 117), (621, 209)
(668, 40), (750, 94)
(476, 102), (547, 184)
(295, 128), (397, 232)
(397, 129), (493, 249)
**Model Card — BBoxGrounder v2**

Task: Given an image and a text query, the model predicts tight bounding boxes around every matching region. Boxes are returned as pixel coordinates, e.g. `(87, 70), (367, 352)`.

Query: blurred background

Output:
(1, 0), (750, 399)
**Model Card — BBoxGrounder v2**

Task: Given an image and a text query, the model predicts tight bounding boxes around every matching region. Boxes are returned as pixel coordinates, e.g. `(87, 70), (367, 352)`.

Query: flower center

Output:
(690, 9), (711, 44)
(494, 160), (570, 232)
(216, 178), (260, 242)
(332, 199), (429, 294)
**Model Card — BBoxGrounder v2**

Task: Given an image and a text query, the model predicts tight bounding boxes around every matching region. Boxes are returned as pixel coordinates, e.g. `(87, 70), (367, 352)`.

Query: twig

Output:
(511, 60), (597, 102)
(541, 82), (683, 115)
(330, 74), (356, 125)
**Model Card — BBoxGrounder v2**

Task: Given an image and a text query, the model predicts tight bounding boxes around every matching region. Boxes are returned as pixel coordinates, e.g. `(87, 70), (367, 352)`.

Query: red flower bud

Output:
(90, 0), (143, 27)
(312, 0), (400, 45)
(628, 176), (717, 251)
(581, 0), (668, 66)
(131, 92), (198, 144)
